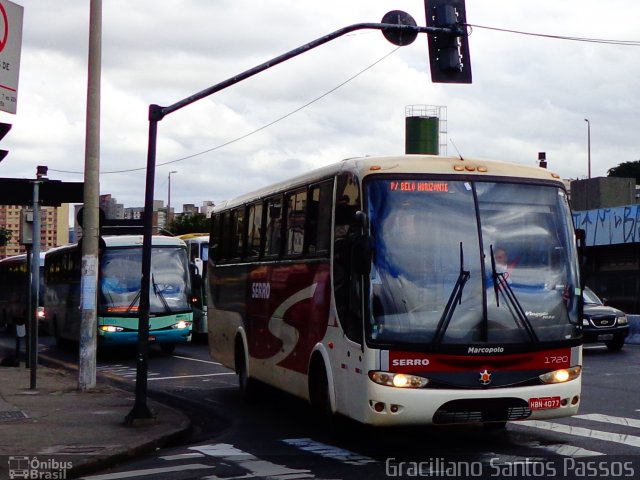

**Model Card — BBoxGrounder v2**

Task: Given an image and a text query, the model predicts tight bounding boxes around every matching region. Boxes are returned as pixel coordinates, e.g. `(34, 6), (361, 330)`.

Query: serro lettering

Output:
(251, 282), (271, 299)
(392, 358), (430, 366)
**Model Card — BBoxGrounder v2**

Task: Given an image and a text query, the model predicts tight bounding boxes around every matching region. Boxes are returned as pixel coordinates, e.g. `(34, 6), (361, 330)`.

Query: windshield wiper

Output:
(152, 274), (173, 314)
(489, 245), (538, 343)
(433, 242), (470, 345)
(126, 289), (141, 314)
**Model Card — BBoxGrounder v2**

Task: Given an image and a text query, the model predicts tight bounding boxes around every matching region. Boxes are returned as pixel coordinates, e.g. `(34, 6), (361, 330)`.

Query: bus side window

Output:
(230, 207), (245, 260)
(307, 180), (333, 256)
(220, 212), (232, 261)
(285, 189), (306, 256)
(211, 214), (222, 263)
(264, 196), (283, 257)
(246, 202), (263, 259)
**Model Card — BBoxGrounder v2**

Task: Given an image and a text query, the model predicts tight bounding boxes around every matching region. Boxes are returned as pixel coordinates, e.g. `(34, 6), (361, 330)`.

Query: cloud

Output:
(1, 0), (638, 215)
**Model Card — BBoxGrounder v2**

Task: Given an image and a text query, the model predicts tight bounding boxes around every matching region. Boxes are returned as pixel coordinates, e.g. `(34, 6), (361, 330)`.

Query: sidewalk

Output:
(0, 350), (191, 479)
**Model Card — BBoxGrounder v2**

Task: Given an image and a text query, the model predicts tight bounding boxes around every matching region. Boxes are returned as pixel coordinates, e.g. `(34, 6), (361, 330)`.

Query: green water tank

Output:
(405, 116), (439, 155)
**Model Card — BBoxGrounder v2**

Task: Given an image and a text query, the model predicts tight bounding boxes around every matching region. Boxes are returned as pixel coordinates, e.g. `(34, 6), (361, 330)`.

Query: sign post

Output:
(0, 0), (23, 114)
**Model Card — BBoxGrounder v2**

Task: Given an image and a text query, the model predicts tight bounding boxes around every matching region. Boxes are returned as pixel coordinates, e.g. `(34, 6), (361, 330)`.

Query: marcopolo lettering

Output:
(467, 346), (504, 354)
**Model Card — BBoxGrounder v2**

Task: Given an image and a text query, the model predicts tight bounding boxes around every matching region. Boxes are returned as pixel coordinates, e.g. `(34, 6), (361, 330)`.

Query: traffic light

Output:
(0, 123), (11, 162)
(425, 0), (472, 84)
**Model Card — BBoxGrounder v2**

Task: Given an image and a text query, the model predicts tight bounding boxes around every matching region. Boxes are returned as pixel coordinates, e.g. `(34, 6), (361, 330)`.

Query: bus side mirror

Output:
(353, 211), (372, 275)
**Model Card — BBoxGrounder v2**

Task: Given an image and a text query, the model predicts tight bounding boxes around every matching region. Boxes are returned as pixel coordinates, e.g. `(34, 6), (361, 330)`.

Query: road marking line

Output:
(519, 420), (640, 448)
(282, 438), (377, 465)
(158, 453), (205, 460)
(147, 372), (235, 381)
(574, 414), (640, 429)
(79, 463), (214, 480)
(190, 443), (313, 479)
(171, 354), (222, 365)
(529, 443), (605, 457)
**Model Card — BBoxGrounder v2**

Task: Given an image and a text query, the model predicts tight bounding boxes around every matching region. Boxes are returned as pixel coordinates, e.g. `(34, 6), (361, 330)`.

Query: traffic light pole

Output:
(126, 13), (469, 423)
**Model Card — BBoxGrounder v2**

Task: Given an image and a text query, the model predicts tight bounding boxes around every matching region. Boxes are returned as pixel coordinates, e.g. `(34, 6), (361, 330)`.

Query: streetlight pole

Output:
(584, 118), (591, 179)
(126, 13), (453, 424)
(167, 170), (177, 225)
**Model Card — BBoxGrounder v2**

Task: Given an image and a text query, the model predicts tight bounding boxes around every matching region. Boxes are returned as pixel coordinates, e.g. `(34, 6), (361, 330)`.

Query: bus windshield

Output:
(366, 178), (580, 347)
(100, 246), (191, 315)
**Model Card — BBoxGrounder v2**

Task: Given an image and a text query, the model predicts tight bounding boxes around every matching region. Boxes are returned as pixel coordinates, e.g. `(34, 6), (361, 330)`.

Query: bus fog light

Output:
(172, 321), (191, 329)
(374, 401), (385, 412)
(571, 395), (580, 405)
(369, 371), (429, 388)
(539, 366), (581, 384)
(100, 325), (124, 333)
(561, 398), (568, 406)
(390, 404), (400, 413)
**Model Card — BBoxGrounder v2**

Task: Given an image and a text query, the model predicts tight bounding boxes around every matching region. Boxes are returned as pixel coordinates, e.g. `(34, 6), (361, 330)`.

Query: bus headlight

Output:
(100, 325), (124, 333)
(539, 366), (581, 384)
(369, 371), (429, 388)
(171, 321), (192, 330)
(36, 307), (45, 319)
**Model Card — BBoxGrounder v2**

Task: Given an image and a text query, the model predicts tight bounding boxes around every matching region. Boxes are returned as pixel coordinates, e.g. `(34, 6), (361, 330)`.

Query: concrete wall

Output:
(627, 315), (640, 344)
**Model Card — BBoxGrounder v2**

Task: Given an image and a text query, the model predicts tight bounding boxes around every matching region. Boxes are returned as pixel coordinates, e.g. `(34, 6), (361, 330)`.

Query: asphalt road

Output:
(4, 333), (640, 479)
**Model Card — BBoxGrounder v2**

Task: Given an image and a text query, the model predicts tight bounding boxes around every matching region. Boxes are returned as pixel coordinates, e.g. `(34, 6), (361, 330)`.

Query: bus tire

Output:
(309, 356), (333, 422)
(235, 338), (257, 402)
(483, 421), (507, 430)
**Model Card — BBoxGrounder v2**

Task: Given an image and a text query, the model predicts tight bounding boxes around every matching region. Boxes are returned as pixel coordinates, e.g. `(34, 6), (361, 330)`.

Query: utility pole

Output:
(78, 0), (102, 391)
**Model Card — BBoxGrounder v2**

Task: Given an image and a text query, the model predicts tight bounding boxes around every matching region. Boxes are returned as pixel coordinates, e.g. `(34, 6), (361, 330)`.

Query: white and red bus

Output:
(207, 155), (583, 427)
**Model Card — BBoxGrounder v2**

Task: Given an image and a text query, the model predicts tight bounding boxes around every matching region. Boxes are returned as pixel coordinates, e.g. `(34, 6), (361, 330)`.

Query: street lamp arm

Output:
(150, 21), (444, 122)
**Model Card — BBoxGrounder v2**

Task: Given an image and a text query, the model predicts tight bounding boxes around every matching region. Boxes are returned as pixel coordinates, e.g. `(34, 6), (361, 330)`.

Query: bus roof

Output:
(214, 154), (564, 212)
(0, 251), (46, 266)
(178, 233), (209, 242)
(45, 235), (186, 257)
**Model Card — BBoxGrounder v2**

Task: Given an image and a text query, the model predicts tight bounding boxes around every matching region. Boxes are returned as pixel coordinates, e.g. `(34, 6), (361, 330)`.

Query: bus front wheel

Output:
(309, 356), (333, 422)
(235, 338), (257, 402)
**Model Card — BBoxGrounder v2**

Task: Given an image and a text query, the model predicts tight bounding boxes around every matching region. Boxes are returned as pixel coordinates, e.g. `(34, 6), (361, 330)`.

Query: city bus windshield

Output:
(100, 246), (191, 315)
(366, 178), (580, 347)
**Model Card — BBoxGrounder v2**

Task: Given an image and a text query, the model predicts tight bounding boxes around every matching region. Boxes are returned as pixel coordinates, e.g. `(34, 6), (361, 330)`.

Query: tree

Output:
(0, 226), (12, 247)
(168, 213), (210, 236)
(607, 160), (640, 184)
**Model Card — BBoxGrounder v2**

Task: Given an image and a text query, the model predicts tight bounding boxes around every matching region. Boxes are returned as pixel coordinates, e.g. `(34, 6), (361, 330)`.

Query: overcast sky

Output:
(2, 0), (639, 214)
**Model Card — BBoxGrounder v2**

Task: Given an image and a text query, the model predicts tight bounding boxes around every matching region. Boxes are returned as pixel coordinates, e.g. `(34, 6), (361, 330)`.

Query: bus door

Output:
(331, 173), (366, 411)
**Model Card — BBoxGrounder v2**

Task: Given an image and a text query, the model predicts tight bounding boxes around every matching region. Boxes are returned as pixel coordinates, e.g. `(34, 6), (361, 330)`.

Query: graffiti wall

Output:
(573, 204), (640, 246)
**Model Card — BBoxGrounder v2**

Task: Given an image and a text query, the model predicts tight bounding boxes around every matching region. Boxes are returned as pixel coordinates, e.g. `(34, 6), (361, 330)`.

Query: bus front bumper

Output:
(361, 378), (581, 427)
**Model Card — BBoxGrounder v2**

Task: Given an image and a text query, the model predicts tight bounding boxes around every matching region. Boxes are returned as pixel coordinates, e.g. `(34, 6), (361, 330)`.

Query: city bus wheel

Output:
(309, 358), (334, 426)
(160, 343), (176, 355)
(236, 342), (257, 402)
(483, 421), (507, 430)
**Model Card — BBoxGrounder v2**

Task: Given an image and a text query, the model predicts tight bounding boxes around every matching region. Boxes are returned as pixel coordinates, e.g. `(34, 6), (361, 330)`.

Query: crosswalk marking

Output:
(190, 443), (314, 479)
(527, 443), (605, 457)
(574, 413), (640, 429)
(519, 419), (640, 448)
(79, 463), (215, 480)
(282, 438), (377, 466)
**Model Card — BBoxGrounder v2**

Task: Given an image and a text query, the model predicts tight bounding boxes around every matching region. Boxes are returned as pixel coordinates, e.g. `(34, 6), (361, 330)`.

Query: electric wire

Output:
(49, 47), (401, 176)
